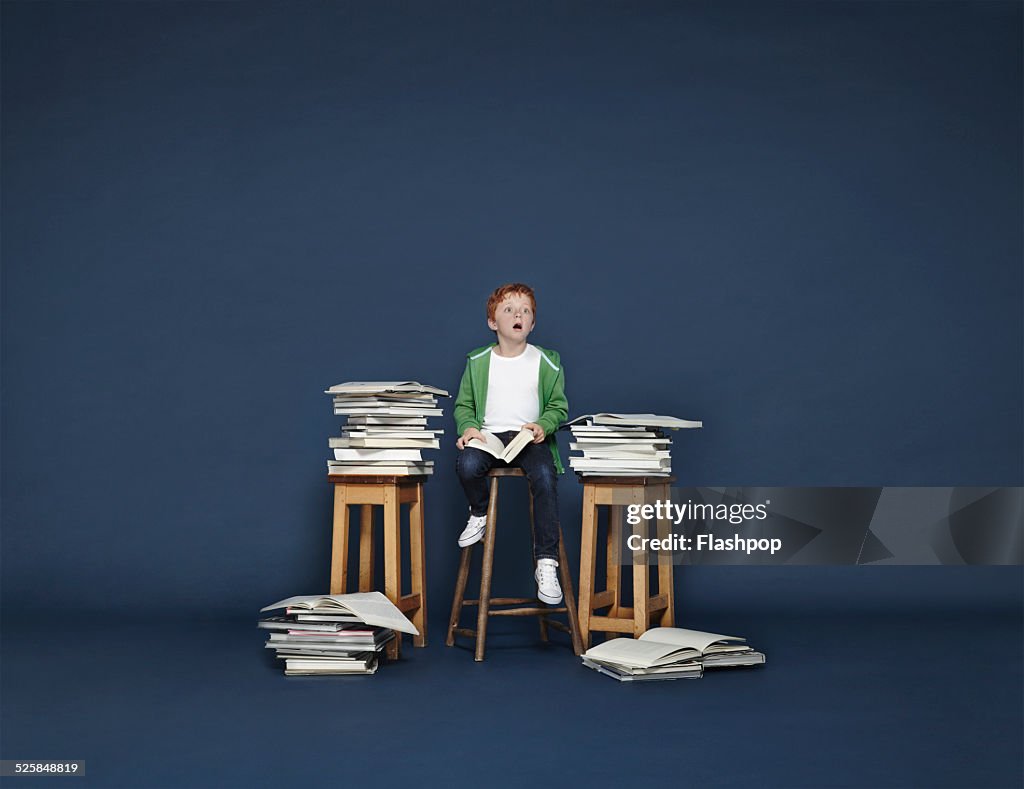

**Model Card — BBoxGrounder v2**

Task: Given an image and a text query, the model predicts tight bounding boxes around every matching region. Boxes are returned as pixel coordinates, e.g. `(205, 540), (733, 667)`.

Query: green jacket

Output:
(453, 343), (568, 473)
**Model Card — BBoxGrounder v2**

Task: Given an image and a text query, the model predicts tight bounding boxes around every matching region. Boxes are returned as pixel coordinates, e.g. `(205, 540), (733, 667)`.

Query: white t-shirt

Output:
(482, 344), (541, 433)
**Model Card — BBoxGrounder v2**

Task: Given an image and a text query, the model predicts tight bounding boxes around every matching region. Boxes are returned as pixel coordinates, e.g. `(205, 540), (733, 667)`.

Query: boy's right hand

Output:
(456, 428), (485, 450)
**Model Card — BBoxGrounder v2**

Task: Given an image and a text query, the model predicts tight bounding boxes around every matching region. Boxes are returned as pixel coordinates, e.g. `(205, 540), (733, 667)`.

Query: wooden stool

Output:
(577, 476), (676, 649)
(446, 468), (584, 661)
(328, 474), (428, 658)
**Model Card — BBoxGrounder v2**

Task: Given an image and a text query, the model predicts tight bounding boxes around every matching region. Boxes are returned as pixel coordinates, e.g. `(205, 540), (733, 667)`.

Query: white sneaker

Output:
(535, 558), (563, 605)
(458, 513), (487, 548)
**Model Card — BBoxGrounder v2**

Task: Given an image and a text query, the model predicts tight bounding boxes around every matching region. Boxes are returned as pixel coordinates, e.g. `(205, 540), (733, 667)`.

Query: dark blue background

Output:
(2, 3), (1021, 787)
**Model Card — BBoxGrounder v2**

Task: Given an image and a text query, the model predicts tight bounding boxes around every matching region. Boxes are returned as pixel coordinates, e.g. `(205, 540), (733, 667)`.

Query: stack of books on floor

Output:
(563, 413), (702, 476)
(582, 627), (766, 682)
(325, 381), (450, 475)
(259, 592), (420, 676)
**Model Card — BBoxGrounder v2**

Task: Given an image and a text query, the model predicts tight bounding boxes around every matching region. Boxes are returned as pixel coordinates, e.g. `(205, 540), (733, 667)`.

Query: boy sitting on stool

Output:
(453, 283), (568, 605)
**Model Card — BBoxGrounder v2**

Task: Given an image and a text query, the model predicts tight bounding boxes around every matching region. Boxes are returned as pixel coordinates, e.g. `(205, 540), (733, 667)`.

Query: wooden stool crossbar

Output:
(446, 468), (584, 661)
(577, 476), (676, 649)
(328, 474), (428, 658)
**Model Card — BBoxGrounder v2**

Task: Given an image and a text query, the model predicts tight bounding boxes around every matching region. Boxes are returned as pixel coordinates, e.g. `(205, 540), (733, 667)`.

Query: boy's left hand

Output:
(522, 423), (545, 444)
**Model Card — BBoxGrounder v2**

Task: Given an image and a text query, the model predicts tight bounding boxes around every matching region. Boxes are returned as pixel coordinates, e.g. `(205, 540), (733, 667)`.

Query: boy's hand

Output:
(457, 428), (486, 450)
(523, 423), (545, 444)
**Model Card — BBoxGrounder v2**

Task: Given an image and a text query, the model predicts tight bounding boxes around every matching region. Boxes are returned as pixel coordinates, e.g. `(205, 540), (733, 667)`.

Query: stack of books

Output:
(581, 627), (766, 682)
(325, 381), (450, 475)
(259, 592), (420, 676)
(563, 413), (702, 477)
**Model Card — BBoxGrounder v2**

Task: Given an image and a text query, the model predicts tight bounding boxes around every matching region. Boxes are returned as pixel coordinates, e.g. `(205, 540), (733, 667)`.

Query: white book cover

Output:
(329, 438), (440, 448)
(565, 413), (702, 430)
(326, 464), (434, 475)
(334, 408), (443, 416)
(331, 449), (424, 461)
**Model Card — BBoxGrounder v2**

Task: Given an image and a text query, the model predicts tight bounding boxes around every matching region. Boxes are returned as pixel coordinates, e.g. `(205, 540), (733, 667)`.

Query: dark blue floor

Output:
(1, 609), (1021, 788)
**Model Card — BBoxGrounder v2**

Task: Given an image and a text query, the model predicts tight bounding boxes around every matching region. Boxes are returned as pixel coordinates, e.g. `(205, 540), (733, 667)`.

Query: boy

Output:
(453, 283), (568, 605)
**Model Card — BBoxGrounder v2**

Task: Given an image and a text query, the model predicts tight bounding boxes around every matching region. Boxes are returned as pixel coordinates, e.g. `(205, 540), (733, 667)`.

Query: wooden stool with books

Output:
(446, 468), (584, 661)
(577, 476), (676, 649)
(328, 473), (428, 658)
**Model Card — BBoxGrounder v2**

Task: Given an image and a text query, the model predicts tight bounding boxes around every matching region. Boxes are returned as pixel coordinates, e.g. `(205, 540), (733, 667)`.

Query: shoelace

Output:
(537, 563), (558, 586)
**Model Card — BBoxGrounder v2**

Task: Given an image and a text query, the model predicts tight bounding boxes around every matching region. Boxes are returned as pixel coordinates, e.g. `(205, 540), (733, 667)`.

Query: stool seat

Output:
(328, 474), (428, 659)
(486, 467), (527, 477)
(577, 476), (676, 649)
(446, 468), (583, 661)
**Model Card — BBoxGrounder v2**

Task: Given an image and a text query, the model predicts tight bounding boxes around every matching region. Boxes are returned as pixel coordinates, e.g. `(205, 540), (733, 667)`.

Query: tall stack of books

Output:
(325, 381), (450, 475)
(563, 413), (702, 477)
(581, 627), (766, 682)
(259, 592), (420, 676)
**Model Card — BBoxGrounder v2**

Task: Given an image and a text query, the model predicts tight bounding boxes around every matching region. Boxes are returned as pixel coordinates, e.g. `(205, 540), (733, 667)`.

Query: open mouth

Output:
(513, 322), (523, 330)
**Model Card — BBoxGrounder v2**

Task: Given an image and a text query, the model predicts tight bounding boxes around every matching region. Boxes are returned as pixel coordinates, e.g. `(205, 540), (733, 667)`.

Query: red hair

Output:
(486, 283), (537, 321)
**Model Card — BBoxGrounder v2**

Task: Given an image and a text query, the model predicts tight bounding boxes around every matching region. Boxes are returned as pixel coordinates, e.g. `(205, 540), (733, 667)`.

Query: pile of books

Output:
(582, 627), (766, 682)
(259, 592), (419, 676)
(325, 381), (449, 475)
(564, 413), (702, 477)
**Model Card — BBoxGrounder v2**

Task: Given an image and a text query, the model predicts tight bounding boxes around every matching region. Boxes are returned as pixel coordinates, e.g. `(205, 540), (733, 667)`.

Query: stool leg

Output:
(557, 526), (584, 656)
(656, 482), (675, 627)
(408, 483), (427, 647)
(529, 491), (549, 642)
(359, 504), (374, 592)
(607, 503), (623, 619)
(446, 544), (473, 647)
(475, 476), (499, 662)
(631, 488), (649, 638)
(383, 485), (402, 660)
(329, 485), (350, 595)
(577, 484), (597, 651)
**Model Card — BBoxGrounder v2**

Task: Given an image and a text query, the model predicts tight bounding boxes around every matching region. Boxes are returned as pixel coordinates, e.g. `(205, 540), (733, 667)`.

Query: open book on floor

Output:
(582, 627), (765, 680)
(467, 428), (534, 463)
(581, 657), (703, 682)
(261, 592), (419, 635)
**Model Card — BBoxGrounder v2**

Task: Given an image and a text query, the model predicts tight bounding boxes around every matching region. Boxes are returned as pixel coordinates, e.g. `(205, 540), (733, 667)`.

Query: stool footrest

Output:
(489, 606), (567, 617)
(451, 627), (477, 639)
(461, 596), (536, 607)
(396, 593), (421, 613)
(589, 590), (615, 610)
(546, 621), (571, 634)
(587, 615), (637, 634)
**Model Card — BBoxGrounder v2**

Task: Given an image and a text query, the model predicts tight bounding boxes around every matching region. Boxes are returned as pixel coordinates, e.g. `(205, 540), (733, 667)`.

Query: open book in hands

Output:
(467, 428), (535, 463)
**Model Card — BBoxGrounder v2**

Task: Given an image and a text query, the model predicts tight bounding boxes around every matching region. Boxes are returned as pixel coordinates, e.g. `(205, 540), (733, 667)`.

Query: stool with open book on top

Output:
(446, 468), (584, 661)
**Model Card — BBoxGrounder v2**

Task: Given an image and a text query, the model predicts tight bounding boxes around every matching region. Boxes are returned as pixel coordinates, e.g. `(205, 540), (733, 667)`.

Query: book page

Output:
(339, 592), (419, 634)
(638, 627), (745, 653)
(584, 637), (699, 668)
(467, 430), (506, 458)
(260, 592), (418, 635)
(261, 595), (336, 612)
(500, 428), (535, 462)
(325, 382), (449, 396)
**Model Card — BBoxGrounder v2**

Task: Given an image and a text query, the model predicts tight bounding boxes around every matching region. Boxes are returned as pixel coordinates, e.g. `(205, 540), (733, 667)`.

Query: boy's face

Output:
(488, 293), (535, 343)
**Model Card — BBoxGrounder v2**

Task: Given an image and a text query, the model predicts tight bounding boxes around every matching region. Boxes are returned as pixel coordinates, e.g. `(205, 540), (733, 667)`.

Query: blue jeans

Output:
(455, 431), (561, 561)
